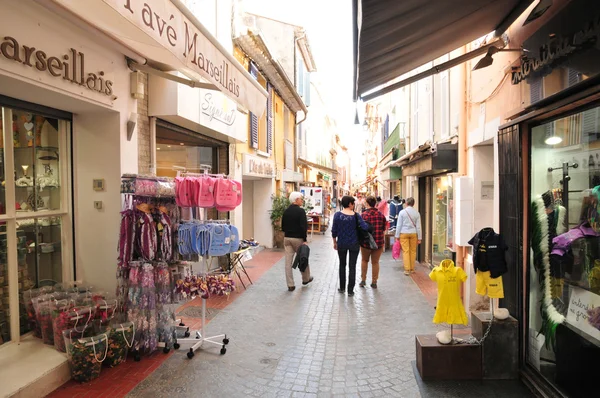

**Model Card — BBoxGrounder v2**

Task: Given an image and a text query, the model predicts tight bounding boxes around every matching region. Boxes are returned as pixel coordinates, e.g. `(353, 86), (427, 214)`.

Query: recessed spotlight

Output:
(180, 143), (185, 146)
(157, 147), (161, 150)
(167, 145), (171, 148)
(545, 136), (562, 145)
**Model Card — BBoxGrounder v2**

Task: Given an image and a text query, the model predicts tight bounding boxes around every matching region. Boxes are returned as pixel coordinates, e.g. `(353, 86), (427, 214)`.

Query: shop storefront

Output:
(496, 1), (600, 396)
(242, 153), (276, 247)
(398, 142), (457, 266)
(0, 0), (139, 394)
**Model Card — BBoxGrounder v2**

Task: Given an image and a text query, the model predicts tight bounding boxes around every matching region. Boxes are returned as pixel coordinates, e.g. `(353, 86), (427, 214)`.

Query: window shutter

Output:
(305, 72), (311, 107)
(267, 83), (273, 154)
(249, 112), (259, 149)
(530, 76), (543, 104)
(567, 68), (581, 87)
(249, 62), (259, 149)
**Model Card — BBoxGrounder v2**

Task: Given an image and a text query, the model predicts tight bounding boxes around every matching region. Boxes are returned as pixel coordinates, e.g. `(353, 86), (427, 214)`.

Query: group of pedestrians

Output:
(280, 191), (422, 294)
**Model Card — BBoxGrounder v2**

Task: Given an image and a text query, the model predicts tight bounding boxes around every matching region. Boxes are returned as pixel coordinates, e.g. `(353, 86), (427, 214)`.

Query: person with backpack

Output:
(395, 197), (422, 275)
(359, 196), (387, 288)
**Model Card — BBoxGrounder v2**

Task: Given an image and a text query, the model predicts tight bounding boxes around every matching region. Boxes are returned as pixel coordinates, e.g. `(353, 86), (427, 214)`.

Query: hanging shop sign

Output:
(243, 153), (275, 179)
(53, 0), (267, 115)
(511, 15), (600, 84)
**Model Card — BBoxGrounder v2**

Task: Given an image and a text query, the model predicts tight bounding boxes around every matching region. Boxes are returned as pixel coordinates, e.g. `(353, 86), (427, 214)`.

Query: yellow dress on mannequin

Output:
(429, 259), (468, 325)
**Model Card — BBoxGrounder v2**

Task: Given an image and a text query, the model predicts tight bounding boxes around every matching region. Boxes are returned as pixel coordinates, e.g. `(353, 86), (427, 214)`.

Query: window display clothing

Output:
(281, 204), (308, 242)
(376, 200), (388, 218)
(468, 228), (508, 278)
(476, 271), (504, 298)
(388, 199), (403, 225)
(531, 194), (568, 347)
(429, 259), (468, 325)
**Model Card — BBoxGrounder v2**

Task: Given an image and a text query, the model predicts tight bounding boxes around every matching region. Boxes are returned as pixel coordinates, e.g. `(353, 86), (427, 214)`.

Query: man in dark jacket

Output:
(281, 192), (314, 291)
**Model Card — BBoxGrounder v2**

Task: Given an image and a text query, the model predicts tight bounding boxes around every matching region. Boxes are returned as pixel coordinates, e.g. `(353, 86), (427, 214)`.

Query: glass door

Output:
(0, 103), (72, 345)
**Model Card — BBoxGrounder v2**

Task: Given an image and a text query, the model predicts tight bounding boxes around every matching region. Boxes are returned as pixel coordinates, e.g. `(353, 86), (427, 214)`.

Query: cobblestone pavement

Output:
(128, 233), (530, 398)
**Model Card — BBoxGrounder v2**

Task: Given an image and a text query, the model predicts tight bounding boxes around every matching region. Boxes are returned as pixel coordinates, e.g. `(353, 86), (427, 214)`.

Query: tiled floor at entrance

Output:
(47, 249), (284, 398)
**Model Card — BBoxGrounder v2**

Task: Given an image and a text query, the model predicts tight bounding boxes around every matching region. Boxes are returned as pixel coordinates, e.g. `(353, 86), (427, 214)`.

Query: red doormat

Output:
(48, 249), (284, 398)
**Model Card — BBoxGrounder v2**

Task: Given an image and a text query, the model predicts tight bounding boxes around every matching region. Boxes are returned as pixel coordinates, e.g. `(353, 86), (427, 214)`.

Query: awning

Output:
(298, 158), (338, 175)
(234, 30), (308, 115)
(49, 0), (267, 115)
(396, 142), (458, 177)
(353, 0), (534, 99)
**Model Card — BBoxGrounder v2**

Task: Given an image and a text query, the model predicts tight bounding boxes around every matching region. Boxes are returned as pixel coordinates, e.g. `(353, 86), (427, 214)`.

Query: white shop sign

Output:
(566, 286), (600, 341)
(0, 1), (116, 106)
(243, 153), (275, 179)
(53, 0), (267, 115)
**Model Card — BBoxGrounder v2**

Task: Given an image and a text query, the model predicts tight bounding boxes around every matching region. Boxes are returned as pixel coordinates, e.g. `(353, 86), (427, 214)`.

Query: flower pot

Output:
(274, 230), (284, 249)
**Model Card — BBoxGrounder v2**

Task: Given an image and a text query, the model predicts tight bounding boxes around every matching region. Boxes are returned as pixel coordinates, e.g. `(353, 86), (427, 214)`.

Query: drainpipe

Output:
(457, 45), (468, 273)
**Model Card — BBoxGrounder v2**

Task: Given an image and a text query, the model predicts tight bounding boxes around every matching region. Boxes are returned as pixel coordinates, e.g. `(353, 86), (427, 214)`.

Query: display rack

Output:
(170, 168), (230, 359)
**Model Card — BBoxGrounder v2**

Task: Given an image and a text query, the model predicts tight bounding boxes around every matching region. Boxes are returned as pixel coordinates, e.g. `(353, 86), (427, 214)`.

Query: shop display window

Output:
(432, 175), (452, 265)
(155, 122), (218, 178)
(529, 105), (600, 396)
(0, 104), (71, 344)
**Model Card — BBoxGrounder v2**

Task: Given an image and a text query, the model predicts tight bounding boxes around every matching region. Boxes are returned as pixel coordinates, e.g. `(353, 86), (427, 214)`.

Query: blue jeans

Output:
(337, 248), (359, 293)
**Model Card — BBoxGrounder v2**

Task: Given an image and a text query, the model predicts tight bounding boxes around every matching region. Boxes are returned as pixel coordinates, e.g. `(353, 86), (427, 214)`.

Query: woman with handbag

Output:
(395, 197), (422, 275)
(359, 196), (387, 288)
(331, 195), (369, 296)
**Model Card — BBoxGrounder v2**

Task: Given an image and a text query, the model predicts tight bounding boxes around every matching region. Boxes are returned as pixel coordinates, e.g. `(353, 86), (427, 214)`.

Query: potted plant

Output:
(269, 190), (290, 249)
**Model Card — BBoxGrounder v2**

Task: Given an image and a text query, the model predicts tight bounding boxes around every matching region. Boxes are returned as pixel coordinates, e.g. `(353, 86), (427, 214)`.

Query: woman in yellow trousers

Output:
(394, 197), (422, 275)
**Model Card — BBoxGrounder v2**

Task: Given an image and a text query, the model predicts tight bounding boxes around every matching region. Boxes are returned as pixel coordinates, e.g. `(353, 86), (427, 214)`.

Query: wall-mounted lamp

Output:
(127, 112), (137, 141)
(472, 47), (527, 71)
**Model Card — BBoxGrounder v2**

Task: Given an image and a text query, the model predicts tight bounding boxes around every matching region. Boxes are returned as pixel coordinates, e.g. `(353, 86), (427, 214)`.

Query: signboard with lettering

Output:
(0, 1), (117, 106)
(53, 0), (267, 115)
(243, 153), (275, 179)
(566, 286), (600, 341)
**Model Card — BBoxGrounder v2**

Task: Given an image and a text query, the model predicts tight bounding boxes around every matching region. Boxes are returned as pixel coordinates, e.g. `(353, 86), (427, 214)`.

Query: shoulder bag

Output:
(355, 213), (378, 250)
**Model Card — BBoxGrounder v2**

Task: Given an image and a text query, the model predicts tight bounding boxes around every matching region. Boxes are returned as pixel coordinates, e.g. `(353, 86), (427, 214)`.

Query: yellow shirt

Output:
(429, 259), (468, 325)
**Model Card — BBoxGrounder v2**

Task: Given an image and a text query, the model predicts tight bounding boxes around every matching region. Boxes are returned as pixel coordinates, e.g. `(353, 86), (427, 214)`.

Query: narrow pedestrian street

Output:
(127, 234), (531, 398)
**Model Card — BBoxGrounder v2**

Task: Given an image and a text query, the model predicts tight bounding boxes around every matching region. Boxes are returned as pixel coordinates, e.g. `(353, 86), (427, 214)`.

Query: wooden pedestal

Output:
(416, 335), (482, 380)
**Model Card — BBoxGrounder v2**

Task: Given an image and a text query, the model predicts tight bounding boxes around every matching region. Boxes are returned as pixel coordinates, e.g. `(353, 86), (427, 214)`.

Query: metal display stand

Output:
(171, 167), (230, 359)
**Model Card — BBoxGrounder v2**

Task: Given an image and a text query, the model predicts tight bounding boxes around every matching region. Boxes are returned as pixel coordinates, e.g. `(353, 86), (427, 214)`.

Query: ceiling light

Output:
(545, 136), (562, 145)
(157, 147), (161, 150)
(167, 145), (171, 148)
(180, 143), (185, 146)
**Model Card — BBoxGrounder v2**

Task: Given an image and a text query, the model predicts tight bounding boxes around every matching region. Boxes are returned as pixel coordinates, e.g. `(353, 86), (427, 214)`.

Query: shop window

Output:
(0, 104), (72, 344)
(529, 105), (600, 396)
(155, 121), (219, 177)
(432, 176), (451, 265)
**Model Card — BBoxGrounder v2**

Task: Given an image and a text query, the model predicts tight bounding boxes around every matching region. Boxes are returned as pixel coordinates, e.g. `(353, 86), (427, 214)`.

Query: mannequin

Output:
(429, 259), (468, 344)
(388, 196), (404, 229)
(469, 227), (508, 319)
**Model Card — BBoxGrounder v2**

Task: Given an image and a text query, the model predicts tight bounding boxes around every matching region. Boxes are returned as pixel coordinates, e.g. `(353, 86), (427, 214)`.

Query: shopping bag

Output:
(392, 239), (402, 260)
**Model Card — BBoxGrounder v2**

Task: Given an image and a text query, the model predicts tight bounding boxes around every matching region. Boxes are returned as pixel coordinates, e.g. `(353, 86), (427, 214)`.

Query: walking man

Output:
(282, 192), (314, 291)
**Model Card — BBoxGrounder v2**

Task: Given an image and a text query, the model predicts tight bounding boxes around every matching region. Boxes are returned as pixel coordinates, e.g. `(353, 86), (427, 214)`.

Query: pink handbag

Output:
(392, 239), (402, 260)
(197, 176), (216, 208)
